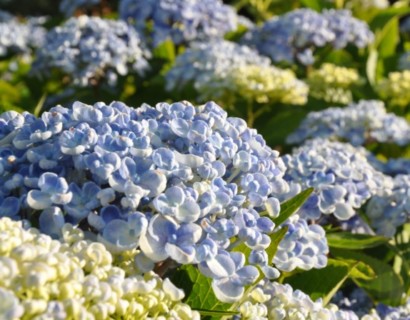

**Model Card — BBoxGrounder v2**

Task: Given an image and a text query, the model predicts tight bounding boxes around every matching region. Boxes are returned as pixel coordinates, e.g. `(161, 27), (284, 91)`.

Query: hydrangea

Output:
(0, 11), (46, 57)
(287, 100), (410, 146)
(377, 71), (410, 107)
(31, 16), (150, 87)
(366, 174), (410, 237)
(376, 158), (410, 176)
(273, 215), (329, 272)
(332, 288), (377, 318)
(236, 279), (362, 320)
(166, 40), (308, 104)
(242, 9), (373, 65)
(306, 63), (360, 104)
(60, 0), (101, 17)
(119, 0), (238, 47)
(376, 298), (410, 320)
(0, 100), (295, 302)
(283, 139), (392, 221)
(0, 217), (200, 319)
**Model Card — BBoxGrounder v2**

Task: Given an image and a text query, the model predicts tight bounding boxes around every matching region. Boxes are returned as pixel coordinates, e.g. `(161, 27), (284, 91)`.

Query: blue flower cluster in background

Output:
(283, 139), (392, 221)
(287, 100), (410, 146)
(119, 0), (239, 47)
(166, 40), (308, 104)
(31, 16), (150, 87)
(59, 0), (101, 17)
(243, 8), (374, 65)
(0, 10), (46, 57)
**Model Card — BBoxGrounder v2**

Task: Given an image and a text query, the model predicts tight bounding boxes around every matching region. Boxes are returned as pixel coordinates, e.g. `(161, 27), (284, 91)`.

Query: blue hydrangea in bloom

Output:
(283, 139), (392, 221)
(273, 216), (329, 272)
(32, 16), (150, 87)
(287, 100), (410, 146)
(242, 9), (373, 65)
(166, 40), (308, 104)
(60, 0), (101, 17)
(366, 174), (410, 237)
(376, 298), (410, 320)
(0, 100), (296, 302)
(119, 0), (239, 47)
(0, 11), (46, 57)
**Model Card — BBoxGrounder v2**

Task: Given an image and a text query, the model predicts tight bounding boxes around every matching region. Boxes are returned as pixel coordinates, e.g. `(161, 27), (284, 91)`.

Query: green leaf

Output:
(376, 17), (399, 58)
(267, 226), (289, 264)
(327, 232), (389, 250)
(369, 7), (410, 32)
(284, 258), (353, 305)
(273, 187), (314, 226)
(349, 261), (377, 281)
(299, 0), (322, 11)
(171, 265), (231, 312)
(195, 309), (239, 317)
(331, 248), (405, 306)
(153, 39), (176, 62)
(366, 49), (378, 86)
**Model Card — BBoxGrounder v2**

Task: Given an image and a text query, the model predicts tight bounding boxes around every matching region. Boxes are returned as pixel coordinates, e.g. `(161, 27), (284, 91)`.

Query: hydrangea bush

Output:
(119, 0), (239, 47)
(2, 0), (410, 319)
(31, 16), (149, 87)
(166, 40), (308, 106)
(242, 9), (374, 65)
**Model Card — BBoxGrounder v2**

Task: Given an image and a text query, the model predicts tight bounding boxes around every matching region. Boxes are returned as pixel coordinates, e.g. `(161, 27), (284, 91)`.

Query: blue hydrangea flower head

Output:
(0, 99), (300, 302)
(60, 0), (101, 17)
(119, 0), (239, 47)
(166, 40), (308, 104)
(366, 174), (410, 237)
(32, 16), (150, 87)
(243, 8), (373, 65)
(283, 139), (392, 221)
(287, 100), (410, 146)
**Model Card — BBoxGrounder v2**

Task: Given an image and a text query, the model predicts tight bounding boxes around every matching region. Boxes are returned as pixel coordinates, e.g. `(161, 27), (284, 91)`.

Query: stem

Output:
(246, 99), (255, 128)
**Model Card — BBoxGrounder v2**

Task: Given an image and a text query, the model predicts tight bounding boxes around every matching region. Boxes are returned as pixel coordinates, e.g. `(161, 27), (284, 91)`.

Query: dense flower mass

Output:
(0, 217), (200, 319)
(166, 40), (308, 104)
(236, 279), (361, 320)
(119, 0), (238, 47)
(59, 0), (101, 17)
(287, 100), (410, 146)
(283, 139), (392, 221)
(377, 70), (410, 107)
(0, 10), (46, 57)
(31, 16), (149, 87)
(273, 216), (328, 272)
(307, 63), (360, 104)
(242, 9), (373, 65)
(366, 174), (410, 237)
(0, 100), (299, 302)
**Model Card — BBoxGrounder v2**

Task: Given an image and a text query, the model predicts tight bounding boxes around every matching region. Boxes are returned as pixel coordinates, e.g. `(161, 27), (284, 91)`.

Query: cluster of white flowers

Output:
(307, 63), (360, 104)
(0, 217), (199, 320)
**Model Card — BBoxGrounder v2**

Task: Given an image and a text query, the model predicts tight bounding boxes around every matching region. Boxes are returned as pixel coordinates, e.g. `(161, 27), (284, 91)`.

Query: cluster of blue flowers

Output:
(0, 100), (312, 303)
(273, 215), (328, 272)
(287, 100), (410, 146)
(242, 8), (374, 65)
(366, 174), (410, 237)
(283, 139), (392, 221)
(119, 0), (238, 47)
(166, 40), (308, 104)
(31, 16), (150, 87)
(0, 10), (46, 57)
(59, 0), (101, 17)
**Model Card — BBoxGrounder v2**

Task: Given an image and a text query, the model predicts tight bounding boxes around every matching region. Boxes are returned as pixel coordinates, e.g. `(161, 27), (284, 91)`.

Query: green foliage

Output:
(327, 232), (389, 250)
(171, 265), (236, 317)
(272, 187), (314, 226)
(284, 258), (374, 305)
